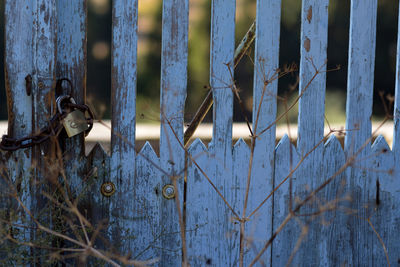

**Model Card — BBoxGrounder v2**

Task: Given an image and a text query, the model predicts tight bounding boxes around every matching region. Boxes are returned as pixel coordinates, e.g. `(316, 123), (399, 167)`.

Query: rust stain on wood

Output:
(307, 6), (312, 23)
(304, 37), (311, 52)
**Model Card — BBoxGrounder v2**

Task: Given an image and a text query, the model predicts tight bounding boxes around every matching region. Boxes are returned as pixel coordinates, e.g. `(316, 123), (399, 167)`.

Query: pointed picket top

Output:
(276, 134), (290, 151)
(188, 138), (207, 155)
(87, 142), (109, 159)
(233, 138), (249, 151)
(324, 135), (344, 155)
(371, 135), (395, 192)
(138, 141), (158, 161)
(371, 135), (391, 153)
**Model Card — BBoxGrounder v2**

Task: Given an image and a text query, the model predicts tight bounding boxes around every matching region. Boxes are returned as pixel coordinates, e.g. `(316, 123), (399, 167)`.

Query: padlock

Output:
(56, 95), (90, 137)
(62, 109), (90, 137)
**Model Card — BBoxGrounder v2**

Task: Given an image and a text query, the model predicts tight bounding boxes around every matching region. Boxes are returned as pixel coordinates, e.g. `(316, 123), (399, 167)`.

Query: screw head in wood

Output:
(101, 182), (116, 197)
(162, 184), (175, 199)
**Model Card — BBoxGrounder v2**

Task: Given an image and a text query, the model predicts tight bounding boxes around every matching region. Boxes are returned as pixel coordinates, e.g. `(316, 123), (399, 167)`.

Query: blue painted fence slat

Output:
(344, 1), (378, 265)
(32, 0), (57, 262)
(56, 0), (87, 199)
(186, 139), (212, 266)
(135, 142), (162, 261)
(159, 0), (189, 265)
(110, 0), (138, 255)
(371, 136), (400, 265)
(4, 0), (34, 259)
(321, 135), (350, 266)
(247, 0), (281, 264)
(291, 0), (329, 265)
(344, 0), (377, 156)
(272, 135), (300, 266)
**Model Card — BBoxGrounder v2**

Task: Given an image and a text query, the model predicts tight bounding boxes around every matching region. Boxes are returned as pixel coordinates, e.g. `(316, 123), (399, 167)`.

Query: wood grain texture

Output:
(271, 135), (299, 266)
(32, 0), (58, 262)
(159, 0), (188, 265)
(210, 0), (235, 163)
(248, 0), (281, 264)
(344, 0), (377, 157)
(186, 139), (213, 266)
(84, 143), (111, 256)
(287, 0), (329, 264)
(321, 135), (351, 266)
(207, 0), (236, 264)
(344, 1), (378, 265)
(110, 0), (138, 257)
(297, 0), (328, 156)
(56, 0), (87, 195)
(232, 139), (249, 265)
(3, 1), (35, 260)
(135, 142), (162, 262)
(370, 136), (400, 265)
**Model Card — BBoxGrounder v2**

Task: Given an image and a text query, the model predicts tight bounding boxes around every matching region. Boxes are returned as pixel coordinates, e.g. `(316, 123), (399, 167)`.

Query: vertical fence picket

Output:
(370, 136), (400, 265)
(159, 0), (188, 264)
(135, 142), (162, 261)
(186, 139), (212, 265)
(321, 135), (350, 265)
(110, 0), (138, 256)
(31, 0), (57, 262)
(287, 0), (329, 264)
(344, 0), (378, 265)
(207, 0), (236, 264)
(56, 0), (87, 194)
(85, 143), (111, 253)
(344, 0), (377, 156)
(272, 135), (299, 266)
(3, 1), (34, 261)
(248, 0), (281, 264)
(232, 139), (249, 265)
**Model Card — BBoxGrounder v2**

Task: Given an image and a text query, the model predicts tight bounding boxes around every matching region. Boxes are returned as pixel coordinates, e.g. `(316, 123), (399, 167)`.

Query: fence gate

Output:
(1, 0), (400, 266)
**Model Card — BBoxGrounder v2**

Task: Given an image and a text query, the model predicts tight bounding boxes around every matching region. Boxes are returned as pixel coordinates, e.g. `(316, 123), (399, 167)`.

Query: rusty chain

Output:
(0, 79), (94, 152)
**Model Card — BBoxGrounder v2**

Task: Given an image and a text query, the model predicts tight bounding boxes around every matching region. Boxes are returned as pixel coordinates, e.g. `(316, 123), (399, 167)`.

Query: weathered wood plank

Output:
(210, 0), (235, 163)
(2, 0), (34, 255)
(297, 0), (328, 156)
(31, 0), (58, 263)
(110, 0), (138, 257)
(271, 134), (299, 266)
(320, 135), (351, 266)
(159, 0), (189, 265)
(84, 143), (111, 259)
(56, 0), (87, 195)
(232, 139), (249, 265)
(186, 139), (212, 266)
(4, 1), (34, 245)
(344, 1), (378, 265)
(370, 136), (400, 265)
(207, 0), (236, 264)
(248, 0), (281, 264)
(344, 0), (377, 157)
(134, 142), (162, 262)
(279, 1), (329, 264)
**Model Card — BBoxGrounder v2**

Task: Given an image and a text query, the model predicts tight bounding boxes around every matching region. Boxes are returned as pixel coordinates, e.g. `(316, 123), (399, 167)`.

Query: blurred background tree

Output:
(0, 0), (398, 125)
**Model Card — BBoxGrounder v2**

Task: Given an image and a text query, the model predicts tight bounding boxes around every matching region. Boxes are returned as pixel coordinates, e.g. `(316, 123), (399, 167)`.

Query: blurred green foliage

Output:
(0, 0), (399, 124)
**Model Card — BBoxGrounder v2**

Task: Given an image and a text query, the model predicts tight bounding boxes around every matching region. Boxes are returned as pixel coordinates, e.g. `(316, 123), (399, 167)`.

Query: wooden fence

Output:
(1, 0), (399, 266)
